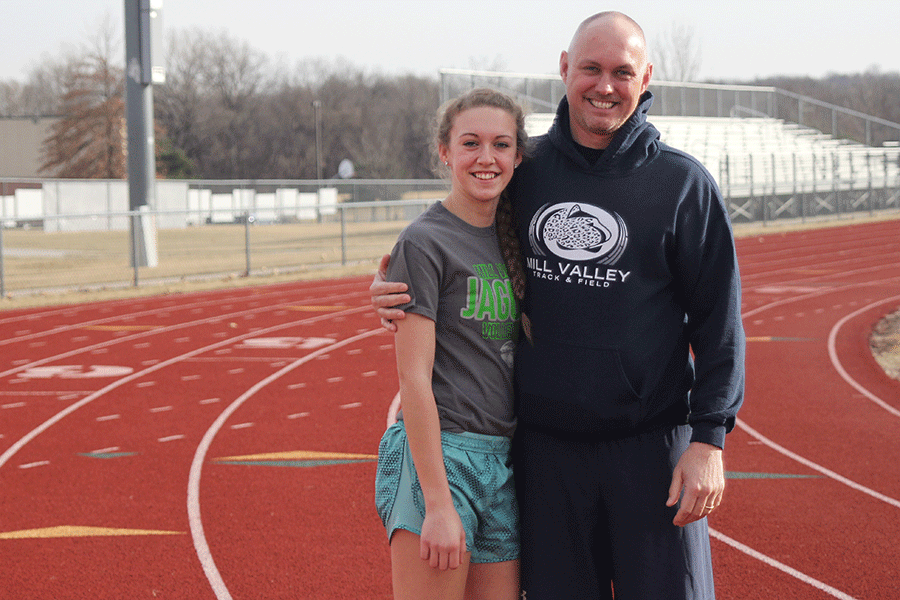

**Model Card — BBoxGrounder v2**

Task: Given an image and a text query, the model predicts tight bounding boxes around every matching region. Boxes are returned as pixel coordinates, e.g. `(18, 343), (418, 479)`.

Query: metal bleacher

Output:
(446, 70), (900, 223)
(524, 112), (900, 223)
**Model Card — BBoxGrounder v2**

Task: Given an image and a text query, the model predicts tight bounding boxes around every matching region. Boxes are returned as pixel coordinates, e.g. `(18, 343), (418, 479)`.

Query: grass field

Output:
(0, 220), (409, 306)
(2, 209), (899, 313)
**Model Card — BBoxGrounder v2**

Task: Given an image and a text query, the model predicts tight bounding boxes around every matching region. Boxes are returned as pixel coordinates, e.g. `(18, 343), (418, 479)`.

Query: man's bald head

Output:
(559, 11), (653, 148)
(569, 11), (648, 66)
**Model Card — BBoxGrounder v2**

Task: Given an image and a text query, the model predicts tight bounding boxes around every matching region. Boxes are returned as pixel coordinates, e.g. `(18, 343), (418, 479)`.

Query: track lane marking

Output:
(0, 280), (367, 345)
(722, 256), (900, 592)
(736, 419), (900, 510)
(0, 525), (183, 539)
(0, 305), (373, 470)
(709, 528), (857, 600)
(827, 293), (900, 419)
(187, 328), (384, 600)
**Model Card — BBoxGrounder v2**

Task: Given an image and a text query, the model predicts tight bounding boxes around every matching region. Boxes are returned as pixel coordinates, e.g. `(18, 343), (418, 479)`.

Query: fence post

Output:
(131, 211), (140, 287)
(244, 212), (253, 277)
(0, 210), (4, 298)
(771, 153), (777, 221)
(833, 152), (841, 217)
(795, 153), (805, 222)
(867, 151), (874, 214)
(340, 205), (347, 266)
(0, 180), (5, 297)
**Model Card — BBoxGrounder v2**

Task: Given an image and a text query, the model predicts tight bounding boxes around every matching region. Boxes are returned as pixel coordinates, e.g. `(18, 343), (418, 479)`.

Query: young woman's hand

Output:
(419, 504), (467, 570)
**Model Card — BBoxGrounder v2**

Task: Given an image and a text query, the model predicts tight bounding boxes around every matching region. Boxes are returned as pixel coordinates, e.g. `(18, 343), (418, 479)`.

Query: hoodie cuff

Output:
(689, 422), (726, 450)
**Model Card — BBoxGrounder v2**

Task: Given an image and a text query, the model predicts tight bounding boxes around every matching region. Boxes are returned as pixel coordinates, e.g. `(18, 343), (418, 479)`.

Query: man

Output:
(372, 11), (744, 599)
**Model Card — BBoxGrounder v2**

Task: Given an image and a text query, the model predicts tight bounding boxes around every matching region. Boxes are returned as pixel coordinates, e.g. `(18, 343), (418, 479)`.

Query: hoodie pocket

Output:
(514, 337), (642, 434)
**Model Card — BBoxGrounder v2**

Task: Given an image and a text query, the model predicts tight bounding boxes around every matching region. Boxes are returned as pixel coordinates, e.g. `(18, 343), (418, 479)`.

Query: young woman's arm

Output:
(394, 312), (466, 571)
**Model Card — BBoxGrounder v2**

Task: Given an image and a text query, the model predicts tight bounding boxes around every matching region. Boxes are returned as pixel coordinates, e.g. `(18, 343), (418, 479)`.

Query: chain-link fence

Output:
(2, 165), (899, 300)
(0, 178), (447, 298)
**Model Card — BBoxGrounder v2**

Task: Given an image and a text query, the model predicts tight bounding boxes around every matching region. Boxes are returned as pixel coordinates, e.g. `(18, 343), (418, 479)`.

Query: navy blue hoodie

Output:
(511, 91), (745, 448)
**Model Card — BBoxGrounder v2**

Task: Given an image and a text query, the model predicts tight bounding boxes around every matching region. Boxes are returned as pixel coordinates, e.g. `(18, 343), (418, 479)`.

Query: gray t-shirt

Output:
(388, 201), (518, 437)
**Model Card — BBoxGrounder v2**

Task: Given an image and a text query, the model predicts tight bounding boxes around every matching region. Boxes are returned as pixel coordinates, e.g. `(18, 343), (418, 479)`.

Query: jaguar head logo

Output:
(529, 202), (628, 264)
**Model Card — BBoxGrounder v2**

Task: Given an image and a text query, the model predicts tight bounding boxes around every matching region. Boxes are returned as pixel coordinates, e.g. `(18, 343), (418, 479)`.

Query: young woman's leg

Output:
(465, 559), (520, 600)
(391, 529), (471, 600)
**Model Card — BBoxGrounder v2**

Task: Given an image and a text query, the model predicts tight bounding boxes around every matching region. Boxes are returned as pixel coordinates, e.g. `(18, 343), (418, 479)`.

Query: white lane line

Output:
(2, 402), (27, 409)
(827, 293), (900, 419)
(0, 285), (371, 380)
(158, 435), (185, 443)
(18, 461), (50, 469)
(736, 418), (900, 510)
(0, 279), (362, 347)
(339, 402), (362, 409)
(0, 304), (375, 471)
(741, 274), (900, 321)
(96, 414), (120, 422)
(732, 273), (900, 591)
(229, 423), (253, 430)
(150, 406), (174, 413)
(709, 528), (857, 600)
(187, 328), (384, 600)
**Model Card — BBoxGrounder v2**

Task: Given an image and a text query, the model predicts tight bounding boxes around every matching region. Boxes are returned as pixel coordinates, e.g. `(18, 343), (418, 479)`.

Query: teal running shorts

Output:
(375, 421), (519, 563)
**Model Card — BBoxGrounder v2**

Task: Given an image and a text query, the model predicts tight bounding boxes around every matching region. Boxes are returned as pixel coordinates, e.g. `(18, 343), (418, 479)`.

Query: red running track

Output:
(0, 218), (898, 599)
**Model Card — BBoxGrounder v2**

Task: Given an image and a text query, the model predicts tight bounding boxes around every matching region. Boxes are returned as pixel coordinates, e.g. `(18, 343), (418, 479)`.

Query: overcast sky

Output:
(1, 0), (898, 83)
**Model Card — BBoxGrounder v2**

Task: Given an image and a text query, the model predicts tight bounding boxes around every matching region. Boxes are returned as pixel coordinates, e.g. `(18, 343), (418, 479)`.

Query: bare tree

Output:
(40, 17), (126, 178)
(652, 23), (702, 82)
(156, 28), (271, 178)
(0, 56), (74, 117)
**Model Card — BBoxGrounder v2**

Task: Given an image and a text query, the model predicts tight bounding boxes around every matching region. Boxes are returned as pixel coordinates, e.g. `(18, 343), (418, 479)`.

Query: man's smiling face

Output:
(560, 14), (652, 149)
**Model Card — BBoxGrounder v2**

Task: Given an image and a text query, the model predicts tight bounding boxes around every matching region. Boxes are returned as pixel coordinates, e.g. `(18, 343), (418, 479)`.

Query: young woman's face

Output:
(439, 106), (521, 205)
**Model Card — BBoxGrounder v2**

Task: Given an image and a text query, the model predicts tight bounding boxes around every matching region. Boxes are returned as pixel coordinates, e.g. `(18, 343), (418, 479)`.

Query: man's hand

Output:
(666, 442), (724, 527)
(370, 254), (410, 332)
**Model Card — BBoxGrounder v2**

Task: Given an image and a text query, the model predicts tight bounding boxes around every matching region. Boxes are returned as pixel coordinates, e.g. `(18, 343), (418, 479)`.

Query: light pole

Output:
(312, 100), (323, 182)
(124, 0), (163, 273)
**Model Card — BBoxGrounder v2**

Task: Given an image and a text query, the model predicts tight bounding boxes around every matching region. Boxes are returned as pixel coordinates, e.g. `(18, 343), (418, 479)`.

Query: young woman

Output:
(374, 88), (527, 600)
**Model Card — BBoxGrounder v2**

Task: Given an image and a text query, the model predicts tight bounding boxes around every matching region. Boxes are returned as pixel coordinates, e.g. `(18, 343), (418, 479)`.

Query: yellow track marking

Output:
(0, 525), (183, 539)
(217, 450), (377, 462)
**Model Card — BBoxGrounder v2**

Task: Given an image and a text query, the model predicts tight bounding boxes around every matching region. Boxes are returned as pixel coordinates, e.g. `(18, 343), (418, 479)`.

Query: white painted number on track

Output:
(236, 337), (336, 350)
(17, 365), (135, 379)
